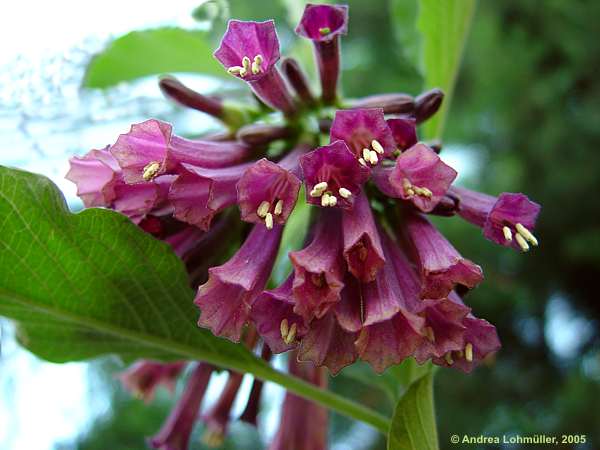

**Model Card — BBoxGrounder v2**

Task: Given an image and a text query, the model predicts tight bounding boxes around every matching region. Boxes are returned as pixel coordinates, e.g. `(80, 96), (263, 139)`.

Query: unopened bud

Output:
(281, 57), (316, 107)
(415, 88), (444, 124)
(159, 76), (223, 118)
(236, 124), (292, 147)
(352, 93), (415, 114)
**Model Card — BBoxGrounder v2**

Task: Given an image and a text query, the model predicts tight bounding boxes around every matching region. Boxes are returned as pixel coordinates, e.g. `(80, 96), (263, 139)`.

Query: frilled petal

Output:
(201, 371), (244, 447)
(403, 212), (483, 299)
(119, 360), (186, 402)
(214, 20), (280, 82)
(112, 181), (160, 224)
(342, 191), (385, 282)
(237, 158), (301, 227)
(290, 210), (346, 321)
(388, 143), (457, 212)
(250, 275), (308, 354)
(195, 223), (283, 341)
(333, 274), (363, 333)
(296, 3), (348, 41)
(451, 187), (541, 251)
(66, 147), (120, 207)
(269, 354), (328, 450)
(298, 311), (359, 375)
(149, 362), (214, 450)
(111, 119), (251, 184)
(330, 108), (396, 161)
(169, 163), (250, 230)
(300, 140), (370, 209)
(387, 117), (417, 150)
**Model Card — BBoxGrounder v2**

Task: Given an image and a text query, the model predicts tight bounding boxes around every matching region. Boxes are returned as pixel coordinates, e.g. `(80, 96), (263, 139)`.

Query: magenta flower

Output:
(296, 3), (348, 104)
(149, 362), (214, 450)
(195, 223), (283, 342)
(66, 147), (120, 207)
(300, 140), (370, 209)
(403, 211), (483, 299)
(215, 20), (296, 115)
(387, 117), (418, 151)
(201, 371), (244, 447)
(330, 108), (397, 165)
(450, 186), (541, 252)
(118, 360), (186, 403)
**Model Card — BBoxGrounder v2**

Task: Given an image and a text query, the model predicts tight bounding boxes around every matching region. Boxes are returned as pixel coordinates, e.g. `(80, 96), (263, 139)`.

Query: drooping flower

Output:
(214, 20), (297, 115)
(239, 345), (272, 427)
(195, 223), (283, 342)
(300, 140), (370, 209)
(118, 360), (186, 402)
(149, 362), (214, 450)
(66, 146), (120, 207)
(296, 3), (348, 104)
(387, 117), (418, 151)
(449, 186), (541, 252)
(202, 371), (245, 447)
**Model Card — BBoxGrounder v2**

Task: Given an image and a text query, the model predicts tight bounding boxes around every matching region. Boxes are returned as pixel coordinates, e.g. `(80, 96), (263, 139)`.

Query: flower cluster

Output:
(68, 3), (541, 448)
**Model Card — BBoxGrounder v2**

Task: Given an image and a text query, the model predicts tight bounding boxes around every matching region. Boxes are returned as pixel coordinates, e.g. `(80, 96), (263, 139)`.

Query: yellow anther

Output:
(515, 233), (529, 252)
(328, 195), (338, 207)
(502, 226), (513, 242)
(445, 353), (454, 365)
(142, 161), (161, 181)
(274, 199), (283, 215)
(424, 326), (435, 342)
(371, 140), (385, 154)
(314, 181), (328, 191)
(319, 27), (331, 35)
(285, 323), (297, 344)
(321, 192), (331, 207)
(251, 54), (263, 75)
(280, 318), (289, 340)
(358, 158), (367, 167)
(369, 150), (379, 165)
(310, 188), (323, 197)
(265, 212), (274, 230)
(227, 66), (244, 76)
(465, 343), (473, 362)
(515, 223), (538, 246)
(338, 187), (352, 199)
(420, 187), (432, 198)
(257, 201), (270, 218)
(362, 148), (371, 161)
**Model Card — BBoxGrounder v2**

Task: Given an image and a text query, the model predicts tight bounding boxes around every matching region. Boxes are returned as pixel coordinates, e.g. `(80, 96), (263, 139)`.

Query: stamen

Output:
(314, 181), (328, 191)
(515, 223), (538, 246)
(274, 199), (283, 215)
(257, 201), (270, 218)
(419, 187), (432, 198)
(142, 161), (161, 181)
(371, 139), (385, 154)
(280, 319), (289, 340)
(358, 158), (367, 167)
(502, 226), (513, 242)
(362, 148), (371, 161)
(285, 323), (297, 344)
(321, 192), (331, 207)
(465, 343), (473, 362)
(227, 66), (244, 76)
(515, 233), (529, 252)
(445, 352), (454, 365)
(265, 212), (274, 230)
(424, 326), (435, 342)
(369, 150), (379, 164)
(251, 54), (263, 75)
(402, 178), (415, 197)
(319, 27), (331, 36)
(338, 187), (352, 199)
(328, 195), (338, 207)
(392, 149), (402, 157)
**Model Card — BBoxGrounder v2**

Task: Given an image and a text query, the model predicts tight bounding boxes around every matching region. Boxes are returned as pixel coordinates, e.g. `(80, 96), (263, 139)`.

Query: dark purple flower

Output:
(300, 140), (370, 209)
(195, 223), (283, 342)
(237, 157), (301, 228)
(118, 360), (186, 403)
(250, 275), (308, 354)
(387, 117), (418, 151)
(66, 147), (120, 207)
(281, 57), (316, 107)
(387, 143), (457, 212)
(202, 371), (244, 447)
(403, 211), (483, 299)
(269, 354), (328, 449)
(296, 3), (348, 104)
(168, 163), (251, 230)
(214, 20), (296, 115)
(342, 191), (385, 282)
(351, 93), (415, 115)
(450, 186), (541, 252)
(110, 119), (251, 184)
(112, 179), (164, 224)
(239, 345), (272, 427)
(330, 108), (397, 165)
(289, 210), (345, 321)
(149, 362), (214, 450)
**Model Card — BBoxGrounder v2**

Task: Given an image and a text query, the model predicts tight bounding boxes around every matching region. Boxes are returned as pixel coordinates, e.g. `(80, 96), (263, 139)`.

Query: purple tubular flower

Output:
(387, 117), (417, 151)
(403, 211), (483, 299)
(202, 371), (245, 447)
(195, 223), (283, 342)
(300, 140), (370, 210)
(149, 362), (214, 450)
(236, 157), (301, 228)
(387, 143), (457, 212)
(330, 108), (397, 164)
(342, 191), (385, 282)
(432, 292), (501, 372)
(414, 88), (444, 124)
(296, 3), (349, 105)
(119, 360), (186, 403)
(112, 180), (162, 224)
(214, 20), (296, 115)
(289, 210), (345, 321)
(66, 147), (120, 207)
(333, 274), (363, 333)
(281, 57), (316, 107)
(236, 124), (292, 147)
(352, 93), (415, 114)
(164, 226), (207, 259)
(240, 345), (272, 427)
(110, 119), (251, 184)
(169, 163), (251, 230)
(298, 311), (359, 375)
(450, 186), (541, 252)
(269, 354), (328, 450)
(250, 275), (308, 354)
(159, 76), (224, 120)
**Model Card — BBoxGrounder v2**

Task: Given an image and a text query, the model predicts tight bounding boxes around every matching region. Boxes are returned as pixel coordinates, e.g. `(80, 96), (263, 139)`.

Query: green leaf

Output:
(388, 371), (439, 450)
(0, 166), (389, 434)
(84, 27), (227, 88)
(417, 0), (477, 139)
(390, 0), (421, 71)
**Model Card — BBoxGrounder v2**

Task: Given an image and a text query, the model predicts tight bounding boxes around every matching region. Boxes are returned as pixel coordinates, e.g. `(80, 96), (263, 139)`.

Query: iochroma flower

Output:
(68, 3), (540, 448)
